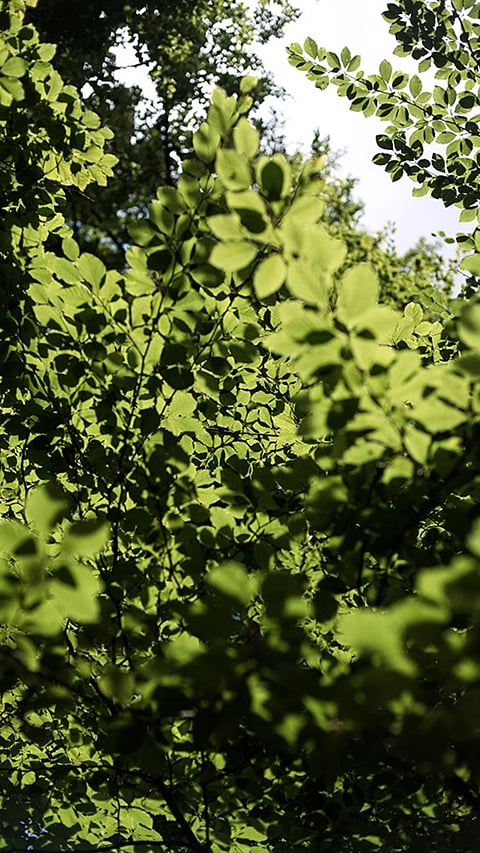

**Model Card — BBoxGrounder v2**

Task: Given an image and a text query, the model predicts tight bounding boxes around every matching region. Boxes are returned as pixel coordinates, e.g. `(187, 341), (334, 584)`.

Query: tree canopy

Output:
(26, 0), (299, 265)
(1, 1), (480, 852)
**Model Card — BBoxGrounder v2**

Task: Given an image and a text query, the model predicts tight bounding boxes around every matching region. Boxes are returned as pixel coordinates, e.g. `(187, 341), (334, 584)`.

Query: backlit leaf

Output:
(254, 254), (286, 299)
(210, 240), (257, 271)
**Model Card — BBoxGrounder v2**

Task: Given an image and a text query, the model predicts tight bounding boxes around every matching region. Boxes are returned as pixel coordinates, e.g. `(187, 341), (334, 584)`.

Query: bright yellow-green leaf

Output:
(413, 399), (466, 433)
(193, 121), (220, 163)
(460, 253), (480, 276)
(458, 302), (480, 348)
(303, 36), (318, 59)
(403, 424), (431, 464)
(337, 263), (379, 324)
(216, 148), (252, 190)
(233, 117), (260, 159)
(287, 259), (330, 306)
(208, 214), (245, 241)
(254, 254), (287, 300)
(2, 56), (27, 77)
(25, 485), (68, 537)
(63, 519), (109, 557)
(50, 561), (101, 623)
(62, 236), (80, 261)
(210, 240), (257, 272)
(340, 607), (417, 675)
(239, 75), (258, 94)
(207, 561), (255, 605)
(283, 194), (325, 225)
(77, 252), (106, 287)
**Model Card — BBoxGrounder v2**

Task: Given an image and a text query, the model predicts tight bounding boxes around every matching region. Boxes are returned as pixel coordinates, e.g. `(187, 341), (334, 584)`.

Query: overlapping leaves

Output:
(2, 10), (480, 850)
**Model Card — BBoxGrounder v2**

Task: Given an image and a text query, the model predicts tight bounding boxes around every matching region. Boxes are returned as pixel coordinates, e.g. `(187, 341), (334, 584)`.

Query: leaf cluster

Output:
(2, 3), (480, 852)
(26, 0), (299, 266)
(288, 0), (480, 281)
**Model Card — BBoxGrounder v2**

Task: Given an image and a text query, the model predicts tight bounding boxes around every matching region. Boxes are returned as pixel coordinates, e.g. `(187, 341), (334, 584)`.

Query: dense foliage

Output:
(26, 0), (299, 265)
(1, 1), (480, 851)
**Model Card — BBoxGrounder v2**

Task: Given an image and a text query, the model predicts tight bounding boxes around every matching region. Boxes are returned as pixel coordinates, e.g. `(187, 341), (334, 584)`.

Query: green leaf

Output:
(49, 256), (82, 285)
(327, 51), (341, 69)
(340, 608), (416, 675)
(284, 194), (325, 224)
(150, 201), (174, 235)
(2, 56), (27, 77)
(207, 561), (255, 605)
(257, 155), (291, 200)
(254, 254), (287, 300)
(62, 236), (80, 261)
(239, 75), (258, 94)
(25, 484), (68, 537)
(208, 214), (245, 241)
(404, 425), (431, 465)
(22, 771), (36, 786)
(379, 59), (392, 81)
(287, 259), (329, 306)
(156, 186), (186, 213)
(0, 521), (35, 559)
(458, 303), (480, 348)
(303, 37), (318, 59)
(50, 561), (101, 623)
(160, 343), (194, 388)
(98, 665), (135, 702)
(226, 189), (269, 218)
(216, 148), (252, 190)
(417, 557), (477, 611)
(127, 220), (155, 247)
(460, 253), (480, 277)
(409, 74), (422, 97)
(309, 228), (346, 271)
(413, 399), (465, 433)
(281, 220), (344, 271)
(163, 633), (204, 666)
(210, 240), (257, 272)
(63, 519), (110, 557)
(337, 263), (379, 323)
(193, 121), (220, 163)
(404, 302), (423, 325)
(348, 54), (361, 72)
(233, 117), (260, 159)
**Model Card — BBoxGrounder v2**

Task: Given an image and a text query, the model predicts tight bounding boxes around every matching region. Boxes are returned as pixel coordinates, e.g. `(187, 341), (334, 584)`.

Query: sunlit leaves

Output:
(233, 117), (260, 159)
(207, 561), (256, 605)
(460, 253), (480, 277)
(286, 258), (330, 306)
(340, 606), (418, 675)
(254, 254), (287, 300)
(336, 263), (379, 323)
(208, 213), (245, 241)
(3, 13), (480, 847)
(210, 240), (257, 272)
(25, 482), (68, 537)
(0, 486), (105, 634)
(216, 148), (252, 190)
(1, 55), (27, 78)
